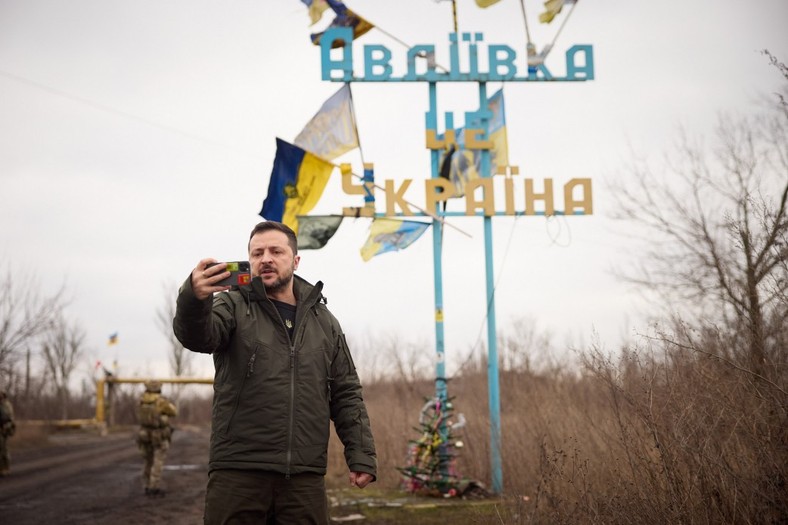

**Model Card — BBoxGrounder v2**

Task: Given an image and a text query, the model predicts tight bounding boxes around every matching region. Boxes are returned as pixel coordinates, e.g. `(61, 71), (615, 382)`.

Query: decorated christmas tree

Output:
(397, 395), (476, 497)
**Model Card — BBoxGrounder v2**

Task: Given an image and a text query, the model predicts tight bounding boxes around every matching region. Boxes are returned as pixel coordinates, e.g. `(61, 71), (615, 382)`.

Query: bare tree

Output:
(156, 282), (192, 379)
(41, 316), (86, 419)
(499, 316), (555, 373)
(611, 54), (788, 377)
(0, 262), (66, 387)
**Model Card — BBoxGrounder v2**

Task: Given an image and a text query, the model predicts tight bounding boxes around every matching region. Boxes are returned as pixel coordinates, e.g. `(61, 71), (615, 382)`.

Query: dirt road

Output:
(0, 425), (207, 525)
(0, 424), (496, 524)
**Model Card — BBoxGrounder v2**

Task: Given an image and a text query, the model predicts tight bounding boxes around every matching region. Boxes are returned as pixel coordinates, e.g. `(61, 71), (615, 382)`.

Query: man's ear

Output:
(293, 254), (301, 271)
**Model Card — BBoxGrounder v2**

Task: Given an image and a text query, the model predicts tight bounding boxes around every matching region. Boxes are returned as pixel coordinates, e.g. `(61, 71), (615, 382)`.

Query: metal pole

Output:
(428, 81), (452, 485)
(478, 81), (503, 494)
(428, 81), (447, 407)
(95, 378), (105, 423)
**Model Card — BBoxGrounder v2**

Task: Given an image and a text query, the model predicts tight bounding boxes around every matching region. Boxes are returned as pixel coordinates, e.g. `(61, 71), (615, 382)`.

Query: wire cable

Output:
(0, 69), (264, 161)
(450, 213), (523, 379)
(346, 82), (366, 166)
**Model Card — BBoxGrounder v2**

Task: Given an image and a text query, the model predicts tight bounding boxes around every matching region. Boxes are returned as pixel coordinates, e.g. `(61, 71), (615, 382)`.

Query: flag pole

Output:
(451, 0), (459, 33)
(358, 15), (450, 74)
(519, 0), (539, 69)
(342, 166), (472, 238)
(546, 2), (578, 54)
(518, 0), (533, 45)
(346, 83), (366, 165)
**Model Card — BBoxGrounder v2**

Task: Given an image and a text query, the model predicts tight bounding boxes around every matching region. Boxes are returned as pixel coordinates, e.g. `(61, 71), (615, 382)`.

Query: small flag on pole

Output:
(360, 219), (430, 261)
(440, 88), (509, 198)
(539, 0), (577, 24)
(294, 84), (359, 161)
(310, 0), (374, 48)
(300, 0), (330, 26)
(297, 215), (344, 250)
(260, 138), (335, 233)
(108, 332), (118, 346)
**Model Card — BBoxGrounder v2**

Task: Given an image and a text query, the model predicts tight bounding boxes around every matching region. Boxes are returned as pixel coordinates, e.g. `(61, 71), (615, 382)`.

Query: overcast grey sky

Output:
(1, 0), (786, 383)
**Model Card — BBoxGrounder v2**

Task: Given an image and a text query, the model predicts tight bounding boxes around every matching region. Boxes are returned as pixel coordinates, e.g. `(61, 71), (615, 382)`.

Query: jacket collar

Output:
(244, 274), (324, 308)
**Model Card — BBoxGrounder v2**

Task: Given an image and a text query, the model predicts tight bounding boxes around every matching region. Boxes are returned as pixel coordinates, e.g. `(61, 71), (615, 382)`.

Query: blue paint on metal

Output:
(362, 165), (374, 204)
(316, 26), (594, 497)
(427, 82), (446, 407)
(320, 28), (594, 83)
(363, 45), (392, 80)
(476, 82), (504, 495)
(428, 82), (450, 481)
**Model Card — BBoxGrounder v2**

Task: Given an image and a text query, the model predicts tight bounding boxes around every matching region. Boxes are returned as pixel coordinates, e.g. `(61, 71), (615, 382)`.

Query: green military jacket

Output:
(174, 274), (377, 480)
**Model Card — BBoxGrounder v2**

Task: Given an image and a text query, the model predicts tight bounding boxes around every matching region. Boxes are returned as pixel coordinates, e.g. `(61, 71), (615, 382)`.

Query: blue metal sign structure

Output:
(320, 26), (595, 494)
(320, 28), (594, 83)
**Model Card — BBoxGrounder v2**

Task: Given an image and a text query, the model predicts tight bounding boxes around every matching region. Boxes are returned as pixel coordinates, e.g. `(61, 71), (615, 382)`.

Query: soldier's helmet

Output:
(144, 380), (162, 393)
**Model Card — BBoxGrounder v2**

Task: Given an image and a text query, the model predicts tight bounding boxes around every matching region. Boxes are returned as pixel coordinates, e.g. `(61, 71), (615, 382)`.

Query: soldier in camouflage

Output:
(0, 390), (14, 477)
(136, 380), (177, 497)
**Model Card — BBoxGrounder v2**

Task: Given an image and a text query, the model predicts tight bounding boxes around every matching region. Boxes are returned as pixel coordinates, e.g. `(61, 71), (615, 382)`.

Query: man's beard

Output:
(263, 266), (294, 295)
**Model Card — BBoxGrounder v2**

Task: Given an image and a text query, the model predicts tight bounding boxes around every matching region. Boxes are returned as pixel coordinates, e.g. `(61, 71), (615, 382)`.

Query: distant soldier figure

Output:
(0, 390), (15, 477)
(136, 380), (177, 496)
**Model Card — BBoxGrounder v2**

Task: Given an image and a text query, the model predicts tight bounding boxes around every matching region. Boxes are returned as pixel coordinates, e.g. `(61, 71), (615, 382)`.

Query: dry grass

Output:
(328, 329), (788, 524)
(9, 324), (786, 523)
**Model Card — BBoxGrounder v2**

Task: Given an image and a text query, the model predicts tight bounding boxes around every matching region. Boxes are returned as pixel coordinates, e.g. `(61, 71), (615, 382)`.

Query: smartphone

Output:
(208, 261), (251, 289)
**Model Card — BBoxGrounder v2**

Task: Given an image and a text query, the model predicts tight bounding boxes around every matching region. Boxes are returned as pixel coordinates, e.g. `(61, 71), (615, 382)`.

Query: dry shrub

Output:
(327, 372), (434, 489)
(573, 331), (788, 524)
(7, 319), (784, 523)
(333, 326), (786, 524)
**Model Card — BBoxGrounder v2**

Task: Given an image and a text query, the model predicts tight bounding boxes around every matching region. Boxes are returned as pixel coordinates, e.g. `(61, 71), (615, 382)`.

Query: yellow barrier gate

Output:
(95, 377), (213, 426)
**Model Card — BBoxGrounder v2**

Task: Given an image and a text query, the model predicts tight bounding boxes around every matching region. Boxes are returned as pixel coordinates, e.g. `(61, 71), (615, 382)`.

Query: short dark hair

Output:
(248, 221), (298, 255)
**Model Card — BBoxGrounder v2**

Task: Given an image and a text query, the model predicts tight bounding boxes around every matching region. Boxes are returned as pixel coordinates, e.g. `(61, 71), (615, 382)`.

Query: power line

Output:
(0, 69), (265, 161)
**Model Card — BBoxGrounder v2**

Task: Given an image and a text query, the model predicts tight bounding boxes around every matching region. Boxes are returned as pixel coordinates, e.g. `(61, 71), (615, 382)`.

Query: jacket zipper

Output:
(226, 348), (257, 434)
(286, 344), (295, 479)
(275, 287), (321, 479)
(247, 352), (256, 377)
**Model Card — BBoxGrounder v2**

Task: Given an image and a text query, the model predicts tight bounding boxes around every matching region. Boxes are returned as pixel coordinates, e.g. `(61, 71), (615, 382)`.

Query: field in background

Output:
(7, 328), (786, 524)
(328, 331), (787, 524)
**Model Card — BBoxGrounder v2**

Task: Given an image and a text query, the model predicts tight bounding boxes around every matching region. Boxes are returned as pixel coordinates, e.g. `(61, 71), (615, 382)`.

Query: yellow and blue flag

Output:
(360, 218), (430, 262)
(540, 0), (577, 24)
(300, 0), (330, 25)
(294, 84), (358, 161)
(108, 332), (118, 346)
(310, 0), (374, 48)
(486, 88), (509, 169)
(260, 138), (334, 233)
(440, 88), (509, 198)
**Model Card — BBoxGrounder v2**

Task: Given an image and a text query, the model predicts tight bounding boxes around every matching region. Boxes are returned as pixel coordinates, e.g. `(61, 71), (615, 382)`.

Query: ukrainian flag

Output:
(260, 138), (334, 233)
(293, 85), (358, 161)
(310, 0), (374, 48)
(360, 218), (430, 262)
(487, 88), (509, 169)
(300, 0), (330, 25)
(441, 88), (509, 198)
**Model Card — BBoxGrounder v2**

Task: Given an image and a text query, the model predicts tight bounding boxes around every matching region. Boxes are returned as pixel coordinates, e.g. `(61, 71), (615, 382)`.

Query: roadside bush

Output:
(333, 323), (786, 524)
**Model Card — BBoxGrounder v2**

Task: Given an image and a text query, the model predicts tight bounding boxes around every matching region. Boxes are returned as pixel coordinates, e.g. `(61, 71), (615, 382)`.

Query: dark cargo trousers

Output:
(204, 469), (329, 525)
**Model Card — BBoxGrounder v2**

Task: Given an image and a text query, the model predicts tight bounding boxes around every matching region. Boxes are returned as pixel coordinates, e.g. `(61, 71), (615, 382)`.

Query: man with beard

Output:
(173, 220), (376, 524)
